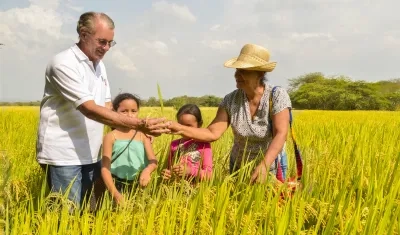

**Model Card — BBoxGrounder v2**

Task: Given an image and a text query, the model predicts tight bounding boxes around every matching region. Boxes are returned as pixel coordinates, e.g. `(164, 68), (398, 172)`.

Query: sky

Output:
(0, 0), (399, 102)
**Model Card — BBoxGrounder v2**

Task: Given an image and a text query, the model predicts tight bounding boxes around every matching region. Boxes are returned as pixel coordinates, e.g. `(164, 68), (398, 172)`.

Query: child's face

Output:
(178, 114), (199, 128)
(117, 99), (139, 118)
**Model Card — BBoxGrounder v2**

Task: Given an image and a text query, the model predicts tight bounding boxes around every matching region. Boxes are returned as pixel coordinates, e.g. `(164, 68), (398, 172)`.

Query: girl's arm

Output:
(101, 133), (123, 203)
(161, 142), (174, 180)
(191, 143), (213, 180)
(140, 133), (158, 186)
(143, 134), (158, 172)
(168, 107), (229, 142)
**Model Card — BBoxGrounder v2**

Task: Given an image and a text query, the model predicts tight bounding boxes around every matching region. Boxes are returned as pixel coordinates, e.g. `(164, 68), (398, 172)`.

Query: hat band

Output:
(236, 53), (270, 67)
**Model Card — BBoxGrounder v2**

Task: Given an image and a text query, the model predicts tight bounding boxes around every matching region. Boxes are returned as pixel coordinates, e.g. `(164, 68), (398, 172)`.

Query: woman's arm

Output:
(168, 107), (230, 142)
(263, 108), (290, 167)
(251, 108), (290, 183)
(101, 133), (123, 203)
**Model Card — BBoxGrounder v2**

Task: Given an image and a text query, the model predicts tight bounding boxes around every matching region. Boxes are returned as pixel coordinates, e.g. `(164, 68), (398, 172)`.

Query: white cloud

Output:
(0, 5), (64, 48)
(210, 24), (221, 31)
(290, 32), (336, 42)
(203, 40), (237, 50)
(66, 4), (83, 12)
(110, 49), (137, 73)
(152, 1), (196, 23)
(29, 0), (59, 9)
(383, 31), (400, 48)
(170, 37), (178, 44)
(144, 40), (169, 56)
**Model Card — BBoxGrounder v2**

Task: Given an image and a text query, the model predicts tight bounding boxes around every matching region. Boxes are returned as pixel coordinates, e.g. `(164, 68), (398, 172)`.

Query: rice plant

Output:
(1, 106), (399, 234)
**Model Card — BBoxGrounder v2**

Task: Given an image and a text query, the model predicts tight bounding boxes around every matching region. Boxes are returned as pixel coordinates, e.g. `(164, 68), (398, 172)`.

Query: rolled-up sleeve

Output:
(47, 63), (93, 108)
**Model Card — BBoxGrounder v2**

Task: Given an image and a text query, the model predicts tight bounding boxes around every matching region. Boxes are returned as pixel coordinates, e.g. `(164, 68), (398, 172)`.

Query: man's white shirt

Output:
(37, 44), (111, 165)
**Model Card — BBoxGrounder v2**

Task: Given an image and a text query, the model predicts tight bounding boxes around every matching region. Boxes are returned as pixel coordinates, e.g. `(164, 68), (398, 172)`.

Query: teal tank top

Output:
(111, 140), (148, 180)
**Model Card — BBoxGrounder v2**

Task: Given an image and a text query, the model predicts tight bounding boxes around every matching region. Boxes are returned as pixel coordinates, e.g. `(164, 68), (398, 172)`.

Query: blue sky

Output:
(1, 0), (399, 101)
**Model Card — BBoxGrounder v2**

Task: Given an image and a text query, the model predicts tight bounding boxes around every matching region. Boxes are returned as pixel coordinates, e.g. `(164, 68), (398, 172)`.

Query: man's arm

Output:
(78, 100), (167, 134)
(47, 63), (168, 134)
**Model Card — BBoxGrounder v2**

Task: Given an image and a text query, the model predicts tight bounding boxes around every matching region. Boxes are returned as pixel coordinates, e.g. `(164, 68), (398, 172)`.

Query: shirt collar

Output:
(71, 44), (89, 61)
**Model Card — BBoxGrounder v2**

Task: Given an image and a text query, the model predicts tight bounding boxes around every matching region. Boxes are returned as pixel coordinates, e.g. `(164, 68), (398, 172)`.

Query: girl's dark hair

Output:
(176, 104), (203, 127)
(112, 93), (141, 111)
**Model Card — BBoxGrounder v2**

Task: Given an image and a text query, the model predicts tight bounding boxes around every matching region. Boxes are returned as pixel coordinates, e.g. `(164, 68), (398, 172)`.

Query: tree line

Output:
(288, 72), (400, 111)
(2, 73), (400, 110)
(0, 95), (223, 109)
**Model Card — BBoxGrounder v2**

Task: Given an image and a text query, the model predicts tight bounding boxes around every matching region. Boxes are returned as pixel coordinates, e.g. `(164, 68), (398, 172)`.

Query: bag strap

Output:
(269, 86), (303, 181)
(111, 130), (138, 164)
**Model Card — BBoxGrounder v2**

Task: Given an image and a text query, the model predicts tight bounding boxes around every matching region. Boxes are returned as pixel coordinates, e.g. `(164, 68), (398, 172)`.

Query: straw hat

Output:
(224, 44), (277, 72)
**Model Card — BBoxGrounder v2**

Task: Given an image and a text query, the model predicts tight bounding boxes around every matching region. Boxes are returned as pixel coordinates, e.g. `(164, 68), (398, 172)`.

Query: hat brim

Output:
(224, 57), (277, 72)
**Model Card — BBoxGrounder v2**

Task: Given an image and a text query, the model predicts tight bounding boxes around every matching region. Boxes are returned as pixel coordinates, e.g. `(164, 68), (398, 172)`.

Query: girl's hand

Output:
(139, 169), (152, 187)
(172, 164), (191, 177)
(114, 191), (124, 205)
(161, 169), (172, 180)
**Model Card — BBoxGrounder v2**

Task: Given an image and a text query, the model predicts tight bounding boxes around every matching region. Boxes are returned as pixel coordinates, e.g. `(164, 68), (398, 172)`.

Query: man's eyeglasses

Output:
(96, 38), (116, 48)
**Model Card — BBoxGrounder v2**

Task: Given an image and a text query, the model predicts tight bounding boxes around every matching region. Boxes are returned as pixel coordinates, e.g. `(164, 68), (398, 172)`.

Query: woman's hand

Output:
(172, 163), (191, 177)
(166, 121), (183, 135)
(250, 162), (268, 184)
(161, 169), (172, 180)
(139, 169), (152, 187)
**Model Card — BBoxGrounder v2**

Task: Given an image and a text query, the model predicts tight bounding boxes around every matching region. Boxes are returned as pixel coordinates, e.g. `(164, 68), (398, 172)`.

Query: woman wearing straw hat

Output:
(167, 43), (292, 183)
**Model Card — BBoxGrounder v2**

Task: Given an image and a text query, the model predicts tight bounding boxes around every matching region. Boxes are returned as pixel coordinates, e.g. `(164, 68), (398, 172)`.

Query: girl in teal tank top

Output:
(101, 93), (158, 205)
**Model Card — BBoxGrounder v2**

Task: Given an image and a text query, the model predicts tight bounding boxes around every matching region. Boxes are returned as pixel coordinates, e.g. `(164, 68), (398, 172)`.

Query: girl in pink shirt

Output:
(161, 104), (213, 181)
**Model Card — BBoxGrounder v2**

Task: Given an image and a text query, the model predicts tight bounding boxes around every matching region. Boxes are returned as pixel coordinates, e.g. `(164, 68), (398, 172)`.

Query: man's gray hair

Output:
(76, 12), (115, 36)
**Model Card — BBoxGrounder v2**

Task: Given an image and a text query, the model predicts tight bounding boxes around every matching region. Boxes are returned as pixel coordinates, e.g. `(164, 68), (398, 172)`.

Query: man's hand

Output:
(138, 117), (171, 136)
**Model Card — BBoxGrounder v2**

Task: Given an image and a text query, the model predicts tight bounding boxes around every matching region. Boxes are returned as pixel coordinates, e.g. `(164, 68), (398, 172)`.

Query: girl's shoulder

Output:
(104, 130), (117, 141)
(133, 130), (146, 142)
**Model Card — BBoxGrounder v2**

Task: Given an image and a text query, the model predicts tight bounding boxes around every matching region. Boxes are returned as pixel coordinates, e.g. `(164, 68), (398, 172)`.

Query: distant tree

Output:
(145, 97), (159, 107)
(289, 72), (400, 110)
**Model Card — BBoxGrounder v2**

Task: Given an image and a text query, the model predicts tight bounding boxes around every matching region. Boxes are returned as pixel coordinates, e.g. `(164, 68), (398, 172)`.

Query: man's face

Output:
(83, 19), (115, 62)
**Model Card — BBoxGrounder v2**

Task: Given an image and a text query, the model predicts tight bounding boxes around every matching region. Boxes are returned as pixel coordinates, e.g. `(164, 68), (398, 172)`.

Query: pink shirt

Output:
(168, 138), (213, 180)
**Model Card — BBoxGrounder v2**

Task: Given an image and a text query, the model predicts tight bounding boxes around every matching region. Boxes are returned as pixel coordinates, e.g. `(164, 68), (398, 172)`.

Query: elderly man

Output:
(37, 12), (168, 207)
